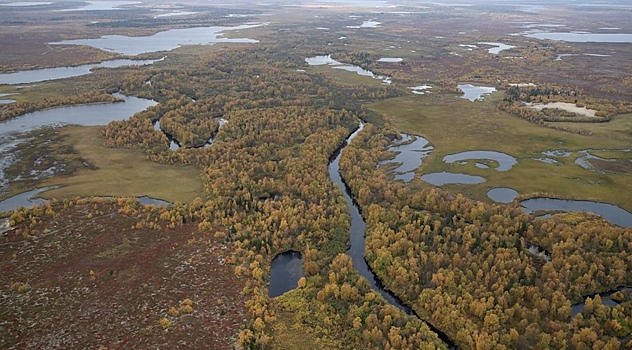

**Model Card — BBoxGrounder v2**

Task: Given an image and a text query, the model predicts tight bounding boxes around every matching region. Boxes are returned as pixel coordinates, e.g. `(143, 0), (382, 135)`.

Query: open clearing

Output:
(41, 126), (204, 203)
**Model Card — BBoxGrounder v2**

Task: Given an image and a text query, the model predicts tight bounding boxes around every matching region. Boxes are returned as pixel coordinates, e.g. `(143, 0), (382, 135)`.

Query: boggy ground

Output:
(0, 199), (246, 349)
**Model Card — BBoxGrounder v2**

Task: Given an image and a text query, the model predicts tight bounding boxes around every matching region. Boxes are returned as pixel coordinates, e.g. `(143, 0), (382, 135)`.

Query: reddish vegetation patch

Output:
(0, 32), (117, 71)
(0, 201), (246, 349)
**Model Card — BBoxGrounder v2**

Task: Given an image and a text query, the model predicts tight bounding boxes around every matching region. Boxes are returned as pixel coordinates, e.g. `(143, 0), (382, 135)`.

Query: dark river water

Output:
(328, 122), (456, 348)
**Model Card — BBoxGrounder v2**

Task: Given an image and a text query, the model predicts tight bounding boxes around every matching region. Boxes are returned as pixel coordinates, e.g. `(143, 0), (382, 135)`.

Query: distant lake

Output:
(458, 84), (496, 101)
(522, 32), (632, 43)
(50, 24), (262, 56)
(57, 1), (140, 12)
(0, 1), (51, 6)
(316, 0), (388, 6)
(377, 57), (403, 62)
(0, 58), (161, 85)
(477, 42), (515, 54)
(305, 55), (391, 85)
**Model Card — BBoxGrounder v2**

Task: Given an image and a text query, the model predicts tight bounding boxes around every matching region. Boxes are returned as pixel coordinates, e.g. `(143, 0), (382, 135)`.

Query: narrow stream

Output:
(328, 122), (456, 349)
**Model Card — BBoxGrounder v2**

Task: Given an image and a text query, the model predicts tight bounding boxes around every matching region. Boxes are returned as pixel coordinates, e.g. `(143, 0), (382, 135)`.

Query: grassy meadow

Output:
(40, 126), (204, 203)
(368, 90), (632, 211)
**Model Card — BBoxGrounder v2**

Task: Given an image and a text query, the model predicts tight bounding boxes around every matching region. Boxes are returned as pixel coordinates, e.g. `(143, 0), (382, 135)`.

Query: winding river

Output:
(329, 122), (456, 349)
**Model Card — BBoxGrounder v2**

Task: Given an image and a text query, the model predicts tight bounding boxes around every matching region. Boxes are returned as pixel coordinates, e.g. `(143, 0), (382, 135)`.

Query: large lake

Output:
(522, 32), (632, 43)
(0, 93), (156, 135)
(0, 93), (156, 191)
(50, 24), (262, 56)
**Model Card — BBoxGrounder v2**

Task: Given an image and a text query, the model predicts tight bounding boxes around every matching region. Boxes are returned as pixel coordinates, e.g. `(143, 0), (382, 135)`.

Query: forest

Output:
(2, 2), (632, 349)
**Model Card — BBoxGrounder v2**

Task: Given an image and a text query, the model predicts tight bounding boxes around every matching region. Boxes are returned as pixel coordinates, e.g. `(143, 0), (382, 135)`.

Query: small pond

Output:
(377, 57), (403, 62)
(379, 133), (433, 182)
(421, 172), (486, 186)
(444, 150), (517, 171)
(269, 250), (304, 298)
(477, 42), (516, 54)
(305, 55), (391, 84)
(137, 196), (170, 207)
(0, 58), (162, 85)
(346, 20), (381, 28)
(528, 245), (551, 263)
(520, 198), (632, 228)
(487, 187), (519, 203)
(543, 150), (572, 158)
(409, 85), (432, 95)
(574, 150), (607, 172)
(534, 157), (557, 164)
(457, 84), (496, 101)
(50, 24), (261, 56)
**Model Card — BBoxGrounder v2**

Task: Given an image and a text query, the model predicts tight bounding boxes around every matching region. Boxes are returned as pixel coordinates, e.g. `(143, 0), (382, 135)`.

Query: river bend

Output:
(328, 122), (456, 349)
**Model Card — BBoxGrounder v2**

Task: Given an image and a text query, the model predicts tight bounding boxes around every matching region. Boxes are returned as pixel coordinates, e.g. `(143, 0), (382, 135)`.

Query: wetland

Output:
(1, 1), (631, 349)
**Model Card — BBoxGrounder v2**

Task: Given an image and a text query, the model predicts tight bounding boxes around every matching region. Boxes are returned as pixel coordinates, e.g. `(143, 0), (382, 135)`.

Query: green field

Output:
(368, 91), (632, 211)
(40, 126), (204, 203)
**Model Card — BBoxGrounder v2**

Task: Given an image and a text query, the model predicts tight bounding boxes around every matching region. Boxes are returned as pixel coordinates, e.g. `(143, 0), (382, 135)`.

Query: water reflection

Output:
(444, 150), (517, 171)
(51, 24), (262, 56)
(522, 31), (632, 43)
(379, 133), (433, 182)
(305, 55), (392, 84)
(422, 172), (486, 186)
(269, 251), (303, 297)
(487, 187), (519, 203)
(457, 84), (496, 101)
(0, 92), (156, 191)
(0, 186), (59, 212)
(520, 198), (632, 228)
(0, 58), (162, 85)
(477, 42), (515, 54)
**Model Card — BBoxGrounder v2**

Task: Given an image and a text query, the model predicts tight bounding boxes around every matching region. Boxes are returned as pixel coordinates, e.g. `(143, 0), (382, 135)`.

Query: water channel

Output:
(153, 117), (227, 151)
(328, 122), (456, 348)
(521, 198), (632, 228)
(305, 55), (391, 85)
(0, 189), (169, 213)
(0, 58), (162, 85)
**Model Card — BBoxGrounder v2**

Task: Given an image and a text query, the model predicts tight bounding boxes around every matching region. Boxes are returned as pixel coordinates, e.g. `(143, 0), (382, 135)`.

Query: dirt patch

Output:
(524, 102), (598, 118)
(0, 200), (246, 349)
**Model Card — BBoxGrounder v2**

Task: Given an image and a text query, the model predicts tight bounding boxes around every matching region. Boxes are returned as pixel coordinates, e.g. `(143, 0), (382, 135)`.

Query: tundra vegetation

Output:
(1, 1), (631, 349)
